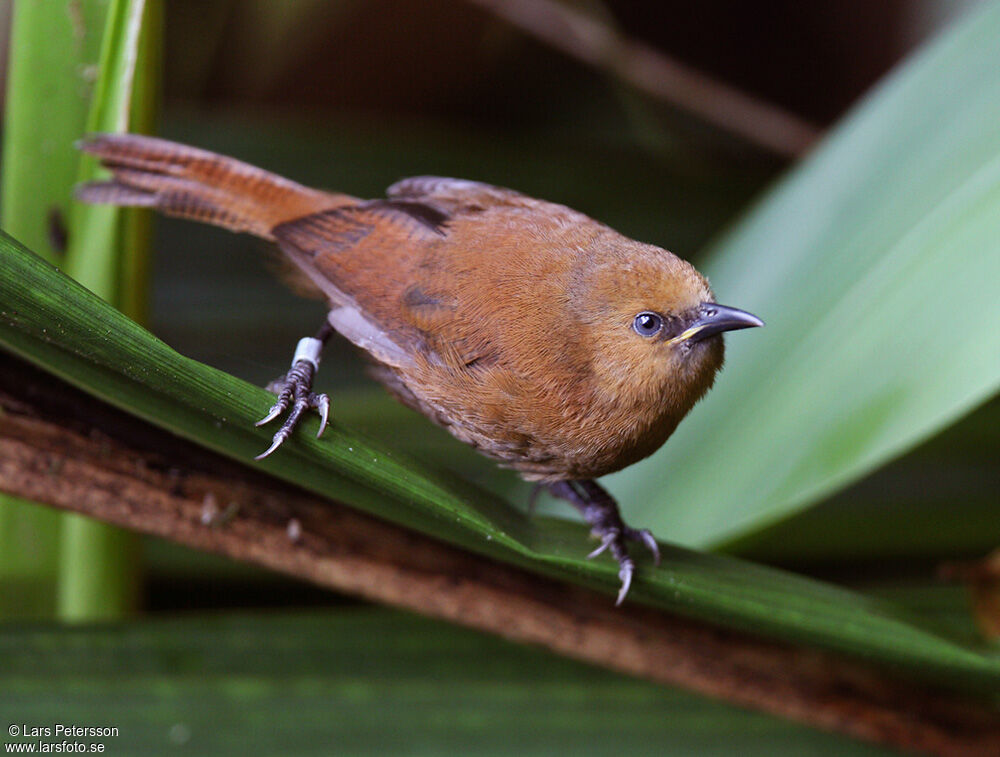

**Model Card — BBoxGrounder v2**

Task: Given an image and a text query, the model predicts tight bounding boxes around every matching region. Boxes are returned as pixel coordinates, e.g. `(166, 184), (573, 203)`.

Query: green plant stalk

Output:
(0, 0), (107, 260)
(0, 496), (63, 619)
(117, 0), (162, 327)
(0, 0), (111, 619)
(56, 0), (162, 622)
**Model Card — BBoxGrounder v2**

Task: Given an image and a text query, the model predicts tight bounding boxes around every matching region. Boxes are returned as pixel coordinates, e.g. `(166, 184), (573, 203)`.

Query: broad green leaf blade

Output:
(0, 611), (891, 756)
(733, 397), (1000, 563)
(610, 3), (1000, 546)
(2, 232), (1000, 693)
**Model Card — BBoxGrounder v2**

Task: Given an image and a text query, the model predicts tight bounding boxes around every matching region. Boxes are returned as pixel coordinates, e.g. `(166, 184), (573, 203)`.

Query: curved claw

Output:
(587, 534), (614, 560)
(314, 393), (331, 438)
(255, 400), (287, 428)
(254, 432), (286, 461)
(615, 561), (634, 607)
(254, 356), (332, 458)
(635, 528), (661, 566)
(536, 480), (656, 606)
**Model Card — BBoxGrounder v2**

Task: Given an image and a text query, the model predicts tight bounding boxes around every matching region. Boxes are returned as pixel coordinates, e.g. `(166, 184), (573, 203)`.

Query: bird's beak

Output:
(672, 303), (764, 344)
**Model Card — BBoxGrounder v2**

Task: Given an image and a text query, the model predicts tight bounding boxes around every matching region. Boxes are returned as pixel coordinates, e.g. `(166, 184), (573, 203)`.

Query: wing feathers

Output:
(387, 176), (531, 214)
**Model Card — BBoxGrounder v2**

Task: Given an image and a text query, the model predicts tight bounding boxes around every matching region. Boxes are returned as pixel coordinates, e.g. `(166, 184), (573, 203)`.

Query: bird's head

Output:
(577, 236), (762, 415)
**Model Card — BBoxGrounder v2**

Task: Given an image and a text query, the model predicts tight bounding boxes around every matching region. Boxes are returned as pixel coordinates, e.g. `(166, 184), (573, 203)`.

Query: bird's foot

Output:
(545, 479), (660, 606)
(255, 337), (330, 460)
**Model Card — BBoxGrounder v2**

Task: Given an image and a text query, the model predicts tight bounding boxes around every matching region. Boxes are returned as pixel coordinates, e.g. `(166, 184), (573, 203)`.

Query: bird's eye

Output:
(633, 311), (663, 337)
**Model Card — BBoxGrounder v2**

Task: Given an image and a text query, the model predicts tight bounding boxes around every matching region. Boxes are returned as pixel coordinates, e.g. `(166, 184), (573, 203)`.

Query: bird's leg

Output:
(255, 321), (334, 460)
(546, 479), (661, 605)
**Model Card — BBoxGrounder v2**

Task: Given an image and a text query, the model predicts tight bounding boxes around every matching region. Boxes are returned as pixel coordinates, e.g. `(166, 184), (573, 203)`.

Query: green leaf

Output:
(65, 0), (157, 298)
(0, 0), (126, 620)
(2, 231), (999, 694)
(733, 396), (1000, 563)
(55, 0), (162, 623)
(609, 3), (1000, 547)
(0, 0), (108, 262)
(0, 610), (891, 756)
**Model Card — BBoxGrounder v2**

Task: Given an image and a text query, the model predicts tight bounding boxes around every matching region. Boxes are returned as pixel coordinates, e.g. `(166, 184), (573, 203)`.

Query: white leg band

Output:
(292, 337), (323, 370)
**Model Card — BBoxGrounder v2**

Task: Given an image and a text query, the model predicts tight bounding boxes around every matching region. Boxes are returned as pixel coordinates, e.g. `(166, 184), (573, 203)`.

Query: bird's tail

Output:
(76, 133), (356, 240)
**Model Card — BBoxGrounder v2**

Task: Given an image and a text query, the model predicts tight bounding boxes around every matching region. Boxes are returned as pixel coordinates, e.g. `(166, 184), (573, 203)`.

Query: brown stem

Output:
(466, 0), (820, 158)
(0, 352), (997, 756)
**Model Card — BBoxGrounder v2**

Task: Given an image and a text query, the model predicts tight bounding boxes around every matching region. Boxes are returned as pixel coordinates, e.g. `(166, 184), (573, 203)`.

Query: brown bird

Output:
(76, 133), (762, 604)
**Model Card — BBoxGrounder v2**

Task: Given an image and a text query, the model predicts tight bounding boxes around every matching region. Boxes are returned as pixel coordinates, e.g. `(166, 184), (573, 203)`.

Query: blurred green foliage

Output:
(1, 609), (895, 757)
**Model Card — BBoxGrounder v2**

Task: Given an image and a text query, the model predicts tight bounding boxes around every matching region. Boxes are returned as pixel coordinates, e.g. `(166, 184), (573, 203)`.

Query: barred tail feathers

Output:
(75, 134), (356, 240)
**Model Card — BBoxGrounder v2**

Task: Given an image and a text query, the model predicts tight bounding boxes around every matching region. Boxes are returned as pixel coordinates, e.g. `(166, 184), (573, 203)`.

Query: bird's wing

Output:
(386, 176), (536, 215)
(271, 195), (499, 372)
